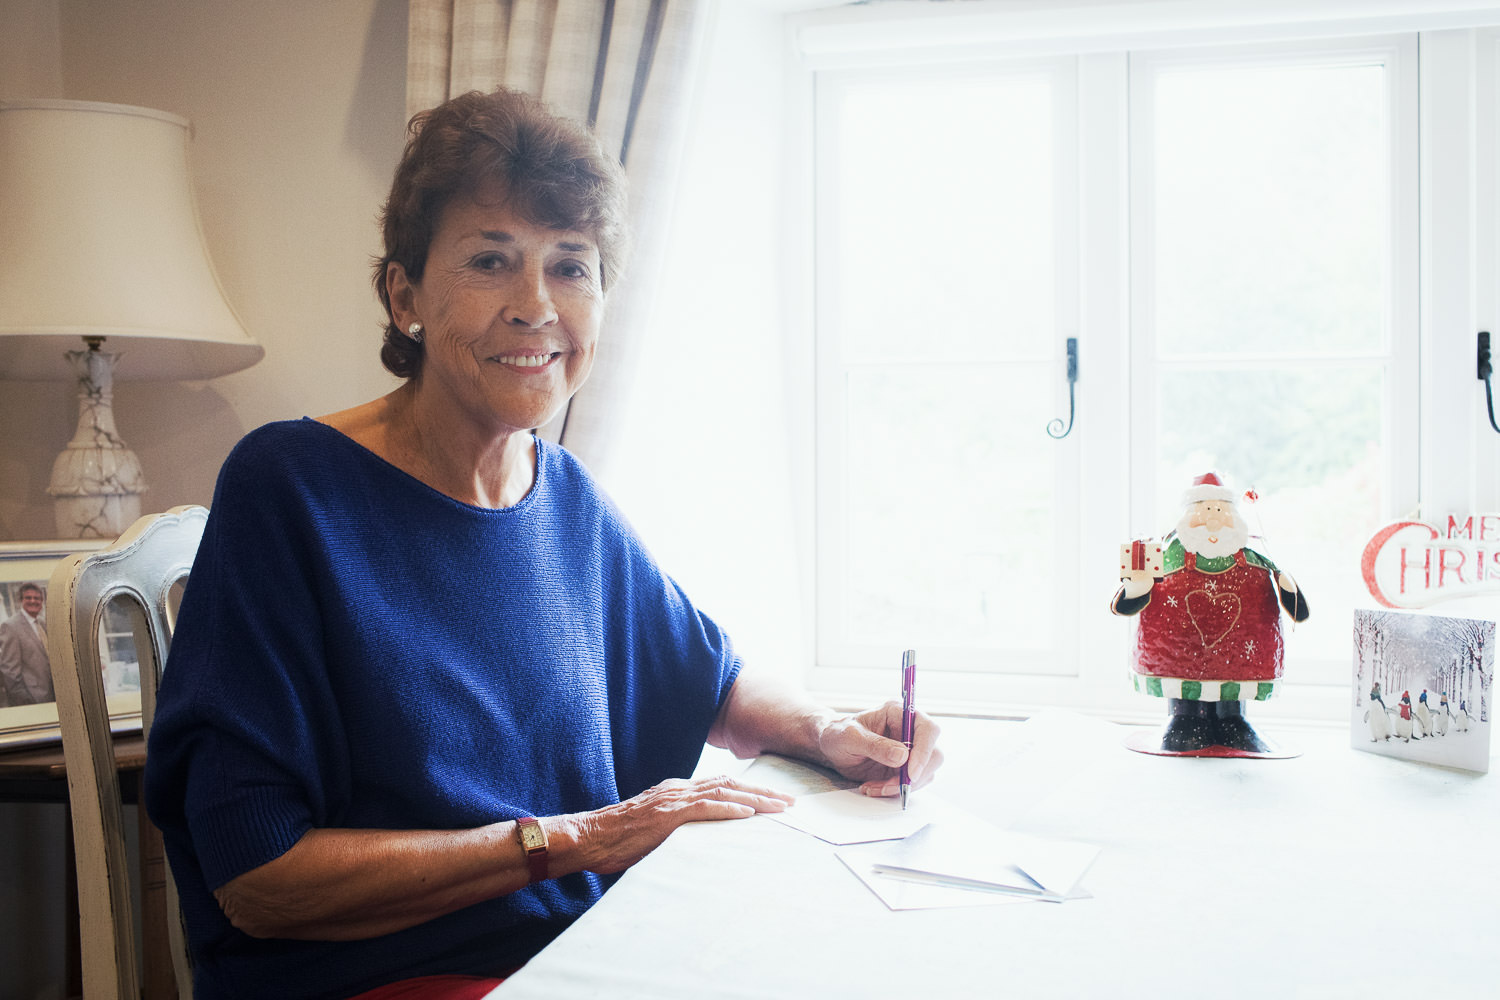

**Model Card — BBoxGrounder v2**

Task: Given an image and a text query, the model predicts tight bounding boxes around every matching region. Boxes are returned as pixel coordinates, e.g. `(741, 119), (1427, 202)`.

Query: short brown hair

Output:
(373, 89), (630, 379)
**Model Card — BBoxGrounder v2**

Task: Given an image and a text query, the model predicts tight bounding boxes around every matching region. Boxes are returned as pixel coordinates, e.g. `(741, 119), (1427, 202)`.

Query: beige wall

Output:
(0, 0), (64, 96)
(0, 2), (409, 993)
(0, 0), (409, 540)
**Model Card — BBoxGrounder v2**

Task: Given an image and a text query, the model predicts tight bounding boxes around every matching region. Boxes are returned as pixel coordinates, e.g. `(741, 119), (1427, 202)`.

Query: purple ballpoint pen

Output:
(900, 649), (916, 809)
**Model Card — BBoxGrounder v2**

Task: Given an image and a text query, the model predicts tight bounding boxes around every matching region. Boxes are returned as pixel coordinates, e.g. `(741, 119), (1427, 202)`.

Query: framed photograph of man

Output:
(0, 538), (141, 750)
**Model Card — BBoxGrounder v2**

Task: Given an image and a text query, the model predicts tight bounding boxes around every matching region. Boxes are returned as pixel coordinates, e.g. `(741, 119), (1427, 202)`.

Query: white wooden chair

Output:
(46, 505), (207, 1000)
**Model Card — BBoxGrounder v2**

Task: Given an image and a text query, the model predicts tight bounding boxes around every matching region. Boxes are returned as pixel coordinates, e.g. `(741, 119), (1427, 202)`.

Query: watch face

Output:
(520, 823), (546, 851)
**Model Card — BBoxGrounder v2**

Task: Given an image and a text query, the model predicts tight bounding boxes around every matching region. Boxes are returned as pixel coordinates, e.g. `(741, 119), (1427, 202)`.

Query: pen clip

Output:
(900, 649), (916, 737)
(899, 648), (916, 808)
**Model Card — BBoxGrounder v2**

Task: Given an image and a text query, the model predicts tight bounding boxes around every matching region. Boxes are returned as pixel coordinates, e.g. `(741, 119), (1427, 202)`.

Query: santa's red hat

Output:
(1181, 471), (1236, 505)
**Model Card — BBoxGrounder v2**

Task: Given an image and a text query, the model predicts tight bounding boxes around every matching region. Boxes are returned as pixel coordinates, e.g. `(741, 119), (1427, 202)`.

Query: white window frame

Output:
(790, 3), (1500, 724)
(1481, 28), (1500, 508)
(1423, 28), (1500, 515)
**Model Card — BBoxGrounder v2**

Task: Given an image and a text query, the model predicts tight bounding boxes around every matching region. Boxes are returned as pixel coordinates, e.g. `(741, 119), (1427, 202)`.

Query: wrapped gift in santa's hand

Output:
(1116, 539), (1164, 605)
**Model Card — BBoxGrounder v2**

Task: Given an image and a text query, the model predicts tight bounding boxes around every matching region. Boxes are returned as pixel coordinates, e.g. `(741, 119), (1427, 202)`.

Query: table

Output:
(0, 734), (174, 1000)
(493, 713), (1498, 999)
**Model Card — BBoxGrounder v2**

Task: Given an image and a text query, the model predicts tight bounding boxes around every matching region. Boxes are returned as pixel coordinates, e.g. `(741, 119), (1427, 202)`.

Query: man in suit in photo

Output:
(0, 582), (53, 706)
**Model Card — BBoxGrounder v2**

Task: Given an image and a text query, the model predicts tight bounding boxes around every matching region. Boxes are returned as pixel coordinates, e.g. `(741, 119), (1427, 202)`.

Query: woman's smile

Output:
(491, 351), (563, 368)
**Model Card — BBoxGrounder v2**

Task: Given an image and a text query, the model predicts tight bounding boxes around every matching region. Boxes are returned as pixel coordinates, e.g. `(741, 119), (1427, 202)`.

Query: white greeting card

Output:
(1352, 608), (1493, 773)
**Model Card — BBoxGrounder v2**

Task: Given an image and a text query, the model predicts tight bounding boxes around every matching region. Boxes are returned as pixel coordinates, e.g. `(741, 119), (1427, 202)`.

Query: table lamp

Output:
(0, 99), (263, 538)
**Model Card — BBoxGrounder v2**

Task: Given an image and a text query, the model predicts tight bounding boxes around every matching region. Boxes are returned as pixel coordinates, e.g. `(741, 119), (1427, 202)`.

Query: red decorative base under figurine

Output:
(1124, 698), (1300, 759)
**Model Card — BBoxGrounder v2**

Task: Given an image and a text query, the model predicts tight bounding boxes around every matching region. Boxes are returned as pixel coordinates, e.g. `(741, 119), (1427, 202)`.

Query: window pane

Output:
(844, 366), (1054, 651)
(833, 72), (1055, 363)
(821, 64), (1071, 671)
(1153, 64), (1386, 356)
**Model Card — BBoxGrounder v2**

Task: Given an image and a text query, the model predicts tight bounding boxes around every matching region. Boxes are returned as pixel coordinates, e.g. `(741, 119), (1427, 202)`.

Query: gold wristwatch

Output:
(516, 816), (549, 883)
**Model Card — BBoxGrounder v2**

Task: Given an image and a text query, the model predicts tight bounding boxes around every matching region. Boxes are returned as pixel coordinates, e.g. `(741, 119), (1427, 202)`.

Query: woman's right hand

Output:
(559, 775), (792, 875)
(214, 775), (791, 942)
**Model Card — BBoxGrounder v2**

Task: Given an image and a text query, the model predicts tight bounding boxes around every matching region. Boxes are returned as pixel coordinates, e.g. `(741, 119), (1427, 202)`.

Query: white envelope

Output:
(868, 821), (1101, 900)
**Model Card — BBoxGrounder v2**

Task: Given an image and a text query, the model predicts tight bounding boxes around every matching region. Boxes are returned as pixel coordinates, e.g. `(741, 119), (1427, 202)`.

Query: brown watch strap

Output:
(517, 815), (548, 884)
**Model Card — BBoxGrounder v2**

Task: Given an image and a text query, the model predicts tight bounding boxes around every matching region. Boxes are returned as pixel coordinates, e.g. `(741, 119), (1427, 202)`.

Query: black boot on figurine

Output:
(1154, 698), (1218, 753)
(1212, 700), (1276, 754)
(1125, 697), (1301, 758)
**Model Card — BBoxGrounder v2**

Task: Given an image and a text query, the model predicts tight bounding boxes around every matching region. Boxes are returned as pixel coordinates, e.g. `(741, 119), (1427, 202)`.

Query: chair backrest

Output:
(46, 505), (207, 1000)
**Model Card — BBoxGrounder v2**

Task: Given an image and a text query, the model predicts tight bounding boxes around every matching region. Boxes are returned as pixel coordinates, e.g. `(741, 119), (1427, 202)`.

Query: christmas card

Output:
(1351, 609), (1493, 773)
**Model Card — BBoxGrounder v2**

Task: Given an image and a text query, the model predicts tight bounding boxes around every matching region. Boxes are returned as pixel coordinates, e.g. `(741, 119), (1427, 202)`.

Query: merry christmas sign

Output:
(1361, 514), (1500, 609)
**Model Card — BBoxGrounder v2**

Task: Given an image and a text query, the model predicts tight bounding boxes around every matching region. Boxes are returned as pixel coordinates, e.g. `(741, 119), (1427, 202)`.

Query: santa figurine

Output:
(1112, 472), (1310, 757)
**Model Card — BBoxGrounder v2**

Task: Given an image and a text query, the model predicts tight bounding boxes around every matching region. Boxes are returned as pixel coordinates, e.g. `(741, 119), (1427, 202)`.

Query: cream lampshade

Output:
(0, 99), (263, 538)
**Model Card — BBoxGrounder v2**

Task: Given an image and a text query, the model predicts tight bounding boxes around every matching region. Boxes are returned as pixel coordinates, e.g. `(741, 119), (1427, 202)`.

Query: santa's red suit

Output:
(1132, 548), (1286, 700)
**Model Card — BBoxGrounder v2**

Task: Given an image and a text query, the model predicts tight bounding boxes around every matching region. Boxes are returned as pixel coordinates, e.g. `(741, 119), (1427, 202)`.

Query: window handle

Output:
(1046, 337), (1078, 439)
(1479, 332), (1500, 435)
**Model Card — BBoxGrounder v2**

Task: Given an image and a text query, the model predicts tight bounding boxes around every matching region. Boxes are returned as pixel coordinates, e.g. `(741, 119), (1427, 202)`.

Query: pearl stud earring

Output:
(408, 322), (424, 343)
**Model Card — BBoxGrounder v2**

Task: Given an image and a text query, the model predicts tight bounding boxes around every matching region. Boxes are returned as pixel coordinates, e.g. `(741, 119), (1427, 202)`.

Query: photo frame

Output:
(0, 537), (141, 751)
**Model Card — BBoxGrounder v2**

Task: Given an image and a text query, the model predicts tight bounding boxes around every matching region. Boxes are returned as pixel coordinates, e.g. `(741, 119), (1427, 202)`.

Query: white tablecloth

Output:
(494, 713), (1497, 999)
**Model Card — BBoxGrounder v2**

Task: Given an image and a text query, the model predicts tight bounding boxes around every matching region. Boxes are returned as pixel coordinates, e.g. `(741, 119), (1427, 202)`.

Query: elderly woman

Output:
(145, 88), (941, 1000)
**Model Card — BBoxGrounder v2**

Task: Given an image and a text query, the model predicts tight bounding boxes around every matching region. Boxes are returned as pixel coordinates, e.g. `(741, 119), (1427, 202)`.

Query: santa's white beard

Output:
(1175, 516), (1249, 560)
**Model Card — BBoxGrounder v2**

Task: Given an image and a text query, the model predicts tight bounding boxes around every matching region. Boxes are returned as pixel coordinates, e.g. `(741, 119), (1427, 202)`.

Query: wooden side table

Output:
(0, 734), (174, 1000)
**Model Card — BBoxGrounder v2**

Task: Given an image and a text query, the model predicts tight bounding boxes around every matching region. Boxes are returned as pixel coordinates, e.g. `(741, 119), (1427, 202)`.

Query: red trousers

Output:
(347, 973), (511, 999)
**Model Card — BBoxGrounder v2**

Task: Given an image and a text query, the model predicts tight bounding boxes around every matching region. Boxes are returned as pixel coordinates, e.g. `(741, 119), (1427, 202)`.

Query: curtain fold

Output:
(403, 0), (707, 474)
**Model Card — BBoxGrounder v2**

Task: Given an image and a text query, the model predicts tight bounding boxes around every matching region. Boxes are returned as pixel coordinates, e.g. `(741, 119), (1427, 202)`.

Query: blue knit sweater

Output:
(145, 420), (742, 999)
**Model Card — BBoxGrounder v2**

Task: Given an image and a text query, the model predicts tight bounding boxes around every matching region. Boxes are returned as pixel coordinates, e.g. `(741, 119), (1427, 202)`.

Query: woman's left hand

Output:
(817, 702), (943, 797)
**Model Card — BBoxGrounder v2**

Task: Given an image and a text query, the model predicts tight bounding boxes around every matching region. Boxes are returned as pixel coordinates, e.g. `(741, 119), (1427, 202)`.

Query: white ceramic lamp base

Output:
(46, 344), (147, 539)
